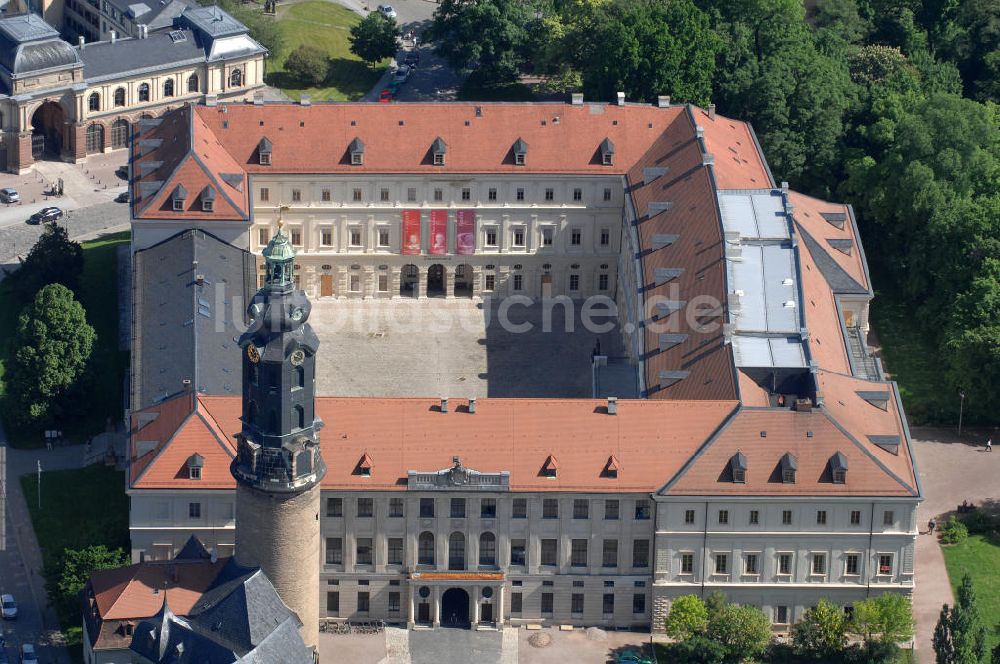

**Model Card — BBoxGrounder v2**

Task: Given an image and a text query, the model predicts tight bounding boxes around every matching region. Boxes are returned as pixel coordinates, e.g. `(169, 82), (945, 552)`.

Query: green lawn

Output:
(20, 464), (129, 661)
(941, 533), (1000, 655)
(267, 2), (386, 101)
(0, 230), (130, 448)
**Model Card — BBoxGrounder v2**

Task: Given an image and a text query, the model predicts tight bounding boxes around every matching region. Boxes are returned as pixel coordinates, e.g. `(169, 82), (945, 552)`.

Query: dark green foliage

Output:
(704, 590), (728, 623)
(284, 44), (329, 85)
(850, 594), (915, 655)
(6, 222), (83, 305)
(664, 635), (727, 664)
(349, 11), (400, 68)
(960, 509), (999, 535)
(941, 516), (971, 544)
(792, 599), (849, 659)
(933, 575), (989, 663)
(707, 603), (773, 662)
(47, 545), (130, 621)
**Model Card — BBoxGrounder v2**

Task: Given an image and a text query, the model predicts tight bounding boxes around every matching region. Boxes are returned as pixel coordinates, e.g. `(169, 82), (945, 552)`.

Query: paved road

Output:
(0, 201), (131, 268)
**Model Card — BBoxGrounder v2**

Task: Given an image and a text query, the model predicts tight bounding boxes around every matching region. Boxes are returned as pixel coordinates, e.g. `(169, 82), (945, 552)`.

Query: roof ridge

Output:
(194, 396), (238, 455)
(136, 106), (196, 217)
(818, 407), (918, 496)
(658, 402), (742, 494)
(132, 396), (197, 487)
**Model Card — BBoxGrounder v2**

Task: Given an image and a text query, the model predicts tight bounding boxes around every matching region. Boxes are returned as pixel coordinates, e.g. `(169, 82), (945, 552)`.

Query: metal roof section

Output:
(720, 189), (807, 369)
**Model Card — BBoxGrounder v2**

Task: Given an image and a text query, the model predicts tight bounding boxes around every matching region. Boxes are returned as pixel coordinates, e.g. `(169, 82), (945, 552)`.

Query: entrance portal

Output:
(401, 264), (419, 298)
(455, 263), (473, 297)
(320, 274), (334, 297)
(31, 101), (66, 159)
(441, 588), (470, 628)
(427, 264), (445, 297)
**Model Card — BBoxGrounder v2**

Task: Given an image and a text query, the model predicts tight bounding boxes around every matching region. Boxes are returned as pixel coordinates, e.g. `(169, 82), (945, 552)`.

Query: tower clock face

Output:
(247, 343), (261, 364)
(290, 307), (304, 322)
(290, 349), (305, 366)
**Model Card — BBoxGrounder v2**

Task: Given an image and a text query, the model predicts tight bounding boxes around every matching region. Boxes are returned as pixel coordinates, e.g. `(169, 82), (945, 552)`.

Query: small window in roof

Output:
(600, 137), (615, 166)
(513, 137), (528, 165)
(541, 454), (557, 478)
(171, 184), (187, 212)
(780, 453), (797, 484)
(188, 453), (203, 480)
(349, 137), (364, 165)
(431, 137), (447, 166)
(258, 137), (272, 165)
(200, 185), (216, 212)
(730, 451), (747, 484)
(830, 452), (848, 484)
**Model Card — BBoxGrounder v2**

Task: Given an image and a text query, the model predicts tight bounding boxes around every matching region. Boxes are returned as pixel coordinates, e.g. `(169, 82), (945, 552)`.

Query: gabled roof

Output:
(88, 556), (228, 621)
(788, 191), (870, 292)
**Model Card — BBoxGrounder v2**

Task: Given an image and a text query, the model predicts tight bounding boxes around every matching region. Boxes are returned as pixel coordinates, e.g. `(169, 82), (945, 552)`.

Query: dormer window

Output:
(258, 137), (272, 166)
(512, 137), (527, 165)
(431, 137), (447, 166)
(541, 454), (558, 478)
(604, 455), (621, 478)
(729, 451), (747, 484)
(171, 184), (187, 211)
(780, 452), (797, 484)
(187, 453), (204, 480)
(200, 186), (216, 212)
(600, 137), (615, 165)
(356, 452), (373, 477)
(349, 137), (364, 166)
(830, 452), (848, 484)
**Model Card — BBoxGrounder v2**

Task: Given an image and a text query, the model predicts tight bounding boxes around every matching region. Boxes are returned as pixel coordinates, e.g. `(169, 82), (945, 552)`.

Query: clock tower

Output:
(231, 224), (325, 651)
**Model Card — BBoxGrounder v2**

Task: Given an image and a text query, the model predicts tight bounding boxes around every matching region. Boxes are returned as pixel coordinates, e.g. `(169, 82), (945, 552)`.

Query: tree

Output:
(6, 283), (96, 425)
(46, 545), (129, 619)
(665, 594), (709, 640)
(575, 0), (720, 105)
(668, 634), (727, 664)
(349, 11), (400, 69)
(708, 603), (773, 662)
(7, 222), (83, 304)
(704, 590), (728, 623)
(425, 0), (542, 86)
(933, 575), (989, 664)
(284, 45), (329, 86)
(850, 594), (914, 655)
(793, 599), (849, 659)
(992, 641), (1000, 664)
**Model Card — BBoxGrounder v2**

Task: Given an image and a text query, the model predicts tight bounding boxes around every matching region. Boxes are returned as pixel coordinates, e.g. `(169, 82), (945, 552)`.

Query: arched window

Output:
(229, 68), (242, 88)
(295, 365), (305, 388)
(138, 83), (150, 102)
(187, 73), (199, 93)
(111, 118), (129, 149)
(479, 532), (496, 567)
(88, 92), (100, 112)
(417, 532), (434, 566)
(293, 404), (304, 429)
(113, 87), (126, 107)
(85, 123), (104, 155)
(163, 79), (174, 97)
(448, 532), (465, 571)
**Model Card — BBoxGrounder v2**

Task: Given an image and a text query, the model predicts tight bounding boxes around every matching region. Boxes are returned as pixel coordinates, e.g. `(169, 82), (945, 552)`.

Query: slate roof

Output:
(131, 229), (254, 411)
(0, 14), (81, 76)
(77, 29), (205, 82)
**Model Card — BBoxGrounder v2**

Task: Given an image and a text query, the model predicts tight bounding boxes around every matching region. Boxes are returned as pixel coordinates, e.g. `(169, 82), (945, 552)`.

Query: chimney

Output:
(571, 93), (583, 105)
(702, 153), (714, 166)
(111, 30), (117, 44)
(607, 397), (617, 415)
(657, 95), (671, 108)
(468, 397), (476, 414)
(616, 91), (625, 106)
(141, 24), (148, 38)
(182, 379), (192, 391)
(794, 398), (813, 412)
(195, 274), (205, 285)
(440, 397), (448, 413)
(300, 94), (311, 106)
(78, 35), (85, 48)
(707, 103), (716, 120)
(696, 125), (704, 139)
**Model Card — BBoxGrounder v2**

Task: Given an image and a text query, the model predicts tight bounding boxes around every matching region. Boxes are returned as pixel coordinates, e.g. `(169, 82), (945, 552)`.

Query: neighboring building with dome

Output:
(0, 8), (264, 173)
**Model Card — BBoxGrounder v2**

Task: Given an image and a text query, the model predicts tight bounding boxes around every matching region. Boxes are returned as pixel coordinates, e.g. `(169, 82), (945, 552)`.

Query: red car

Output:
(378, 89), (393, 102)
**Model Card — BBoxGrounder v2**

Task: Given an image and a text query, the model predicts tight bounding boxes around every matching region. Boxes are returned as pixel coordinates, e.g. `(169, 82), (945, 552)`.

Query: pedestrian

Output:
(987, 438), (993, 453)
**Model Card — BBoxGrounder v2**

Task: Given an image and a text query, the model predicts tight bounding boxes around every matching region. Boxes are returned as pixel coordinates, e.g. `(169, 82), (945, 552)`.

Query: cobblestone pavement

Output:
(518, 628), (652, 664)
(0, 201), (131, 267)
(410, 628), (504, 664)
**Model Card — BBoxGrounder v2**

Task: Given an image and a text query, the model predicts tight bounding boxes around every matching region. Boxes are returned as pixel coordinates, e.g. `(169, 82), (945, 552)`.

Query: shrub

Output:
(708, 603), (773, 662)
(284, 45), (329, 86)
(959, 509), (997, 535)
(940, 516), (969, 544)
(792, 599), (849, 659)
(666, 635), (727, 664)
(665, 594), (709, 640)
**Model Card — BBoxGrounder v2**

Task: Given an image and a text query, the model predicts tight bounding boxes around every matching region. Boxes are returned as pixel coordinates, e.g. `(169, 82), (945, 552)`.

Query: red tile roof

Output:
(694, 106), (772, 189)
(788, 191), (869, 291)
(89, 559), (228, 621)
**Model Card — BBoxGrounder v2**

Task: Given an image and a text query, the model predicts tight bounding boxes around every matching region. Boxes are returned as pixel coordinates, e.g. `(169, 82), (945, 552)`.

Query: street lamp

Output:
(958, 391), (966, 437)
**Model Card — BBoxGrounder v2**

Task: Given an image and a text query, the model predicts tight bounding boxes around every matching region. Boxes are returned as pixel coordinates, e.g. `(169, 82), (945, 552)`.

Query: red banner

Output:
(456, 209), (475, 255)
(401, 210), (421, 255)
(429, 209), (448, 255)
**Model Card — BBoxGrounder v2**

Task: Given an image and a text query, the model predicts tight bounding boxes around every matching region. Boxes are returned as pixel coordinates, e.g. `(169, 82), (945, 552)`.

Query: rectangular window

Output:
(291, 189), (301, 202)
(290, 229), (302, 246)
(357, 498), (373, 518)
(633, 593), (646, 614)
(598, 273), (609, 290)
(600, 228), (610, 245)
(352, 188), (362, 202)
(433, 188), (443, 202)
(258, 228), (270, 245)
(327, 592), (339, 613)
(603, 540), (618, 568)
(326, 497), (342, 517)
(544, 188), (554, 201)
(603, 593), (614, 615)
(512, 497), (527, 519)
(812, 553), (827, 575)
(573, 499), (589, 519)
(325, 538), (342, 565)
(778, 553), (792, 575)
(350, 228), (362, 247)
(749, 510), (759, 525)
(512, 228), (525, 247)
(450, 497), (466, 518)
(461, 188), (471, 201)
(571, 594), (584, 614)
(516, 187), (525, 201)
(775, 606), (789, 624)
(541, 539), (557, 566)
(260, 187), (269, 202)
(632, 540), (649, 568)
(744, 553), (759, 575)
(569, 274), (579, 291)
(378, 274), (388, 292)
(543, 499), (558, 519)
(510, 539), (526, 566)
(603, 187), (612, 201)
(188, 502), (200, 519)
(511, 592), (523, 613)
(845, 553), (860, 576)
(357, 592), (370, 613)
(488, 188), (497, 201)
(684, 509), (695, 525)
(321, 228), (333, 246)
(782, 510), (793, 525)
(850, 510), (862, 525)
(541, 227), (553, 246)
(878, 554), (893, 575)
(481, 498), (497, 518)
(605, 500), (619, 520)
(681, 553), (694, 574)
(883, 511), (894, 526)
(485, 274), (496, 291)
(356, 539), (373, 566)
(718, 509), (729, 525)
(387, 538), (403, 565)
(407, 187), (417, 202)
(573, 188), (583, 201)
(513, 274), (523, 291)
(380, 188), (390, 202)
(635, 500), (651, 520)
(571, 229), (582, 245)
(485, 228), (498, 247)
(388, 592), (400, 613)
(322, 189), (331, 202)
(715, 553), (728, 574)
(349, 274), (360, 292)
(420, 498), (435, 518)
(541, 593), (554, 614)
(378, 228), (390, 247)
(817, 510), (827, 525)
(571, 539), (588, 567)
(388, 497), (404, 518)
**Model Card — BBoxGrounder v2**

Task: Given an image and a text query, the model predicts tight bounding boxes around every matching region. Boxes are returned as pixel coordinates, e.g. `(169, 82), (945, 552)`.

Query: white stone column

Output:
(418, 266), (428, 299)
(433, 586), (441, 627)
(446, 266), (455, 298)
(408, 584), (415, 627)
(497, 585), (505, 626)
(472, 586), (480, 626)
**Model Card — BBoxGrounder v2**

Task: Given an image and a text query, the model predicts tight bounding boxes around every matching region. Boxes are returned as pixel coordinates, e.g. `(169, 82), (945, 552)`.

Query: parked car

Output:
(19, 644), (38, 664)
(115, 191), (130, 203)
(27, 207), (63, 225)
(0, 188), (19, 203)
(376, 4), (396, 19)
(115, 165), (128, 180)
(378, 89), (393, 103)
(1, 593), (17, 620)
(392, 64), (411, 85)
(403, 51), (420, 67)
